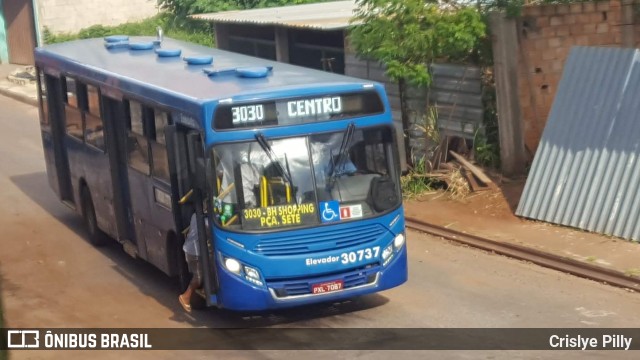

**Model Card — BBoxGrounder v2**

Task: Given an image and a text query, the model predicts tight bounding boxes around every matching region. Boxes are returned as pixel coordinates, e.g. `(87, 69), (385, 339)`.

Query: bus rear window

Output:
(213, 91), (384, 130)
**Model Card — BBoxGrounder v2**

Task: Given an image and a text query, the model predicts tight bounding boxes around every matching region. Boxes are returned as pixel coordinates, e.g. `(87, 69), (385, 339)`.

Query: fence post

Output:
(489, 12), (526, 177)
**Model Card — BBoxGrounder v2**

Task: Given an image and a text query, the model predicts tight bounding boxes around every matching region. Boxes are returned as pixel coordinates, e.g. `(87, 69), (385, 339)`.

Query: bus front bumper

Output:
(214, 245), (408, 311)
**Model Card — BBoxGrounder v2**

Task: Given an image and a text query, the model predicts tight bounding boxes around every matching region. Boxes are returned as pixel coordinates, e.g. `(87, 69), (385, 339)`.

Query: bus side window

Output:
(86, 84), (100, 117)
(62, 77), (84, 140)
(154, 111), (168, 145)
(84, 85), (105, 150)
(151, 110), (170, 182)
(126, 100), (150, 174)
(63, 77), (78, 108)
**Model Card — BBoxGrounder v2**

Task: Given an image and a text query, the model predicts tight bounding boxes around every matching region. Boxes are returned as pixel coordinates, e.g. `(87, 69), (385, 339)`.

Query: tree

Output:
(349, 0), (486, 87)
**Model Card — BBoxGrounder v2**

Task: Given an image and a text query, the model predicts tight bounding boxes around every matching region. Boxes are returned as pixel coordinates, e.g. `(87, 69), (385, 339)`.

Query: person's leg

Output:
(179, 255), (202, 312)
(179, 277), (193, 312)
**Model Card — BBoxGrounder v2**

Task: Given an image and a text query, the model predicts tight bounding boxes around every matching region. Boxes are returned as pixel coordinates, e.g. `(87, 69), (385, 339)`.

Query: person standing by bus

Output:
(179, 212), (205, 313)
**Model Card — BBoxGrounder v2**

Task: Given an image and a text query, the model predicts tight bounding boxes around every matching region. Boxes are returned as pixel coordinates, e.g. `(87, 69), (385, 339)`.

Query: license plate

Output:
(312, 280), (344, 294)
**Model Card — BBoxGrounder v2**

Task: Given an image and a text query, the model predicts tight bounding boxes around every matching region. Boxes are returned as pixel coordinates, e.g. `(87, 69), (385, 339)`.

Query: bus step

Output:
(122, 240), (138, 259)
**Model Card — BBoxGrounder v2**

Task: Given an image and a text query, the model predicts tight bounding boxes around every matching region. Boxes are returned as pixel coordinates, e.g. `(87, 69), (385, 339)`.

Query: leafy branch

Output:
(349, 0), (486, 87)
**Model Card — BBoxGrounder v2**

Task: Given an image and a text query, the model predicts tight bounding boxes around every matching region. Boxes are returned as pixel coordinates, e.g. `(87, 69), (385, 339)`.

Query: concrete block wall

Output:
(35, 0), (158, 34)
(517, 0), (631, 153)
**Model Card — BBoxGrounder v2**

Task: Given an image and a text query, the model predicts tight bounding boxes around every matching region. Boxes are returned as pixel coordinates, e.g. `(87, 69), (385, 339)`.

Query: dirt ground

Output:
(404, 177), (640, 277)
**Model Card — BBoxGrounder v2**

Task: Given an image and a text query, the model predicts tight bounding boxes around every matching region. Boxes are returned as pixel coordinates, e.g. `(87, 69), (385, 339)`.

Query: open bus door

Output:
(169, 127), (218, 306)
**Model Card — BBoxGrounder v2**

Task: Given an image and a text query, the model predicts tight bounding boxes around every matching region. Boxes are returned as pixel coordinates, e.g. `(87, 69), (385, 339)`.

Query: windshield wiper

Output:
(255, 133), (296, 202)
(328, 122), (356, 187)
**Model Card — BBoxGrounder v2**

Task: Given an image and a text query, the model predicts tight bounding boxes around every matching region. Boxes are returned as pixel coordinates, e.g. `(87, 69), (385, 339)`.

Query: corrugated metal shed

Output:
(516, 46), (640, 241)
(429, 64), (484, 139)
(192, 1), (358, 30)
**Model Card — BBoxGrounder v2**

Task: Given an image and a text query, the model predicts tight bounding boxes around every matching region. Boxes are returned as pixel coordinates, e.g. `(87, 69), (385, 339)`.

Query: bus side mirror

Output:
(186, 132), (207, 191)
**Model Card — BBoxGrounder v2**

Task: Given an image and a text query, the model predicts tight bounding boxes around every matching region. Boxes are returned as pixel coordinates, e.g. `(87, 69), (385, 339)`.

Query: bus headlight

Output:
(244, 265), (263, 286)
(394, 233), (405, 249)
(382, 245), (393, 261)
(244, 266), (259, 280)
(224, 257), (241, 274)
(382, 245), (394, 266)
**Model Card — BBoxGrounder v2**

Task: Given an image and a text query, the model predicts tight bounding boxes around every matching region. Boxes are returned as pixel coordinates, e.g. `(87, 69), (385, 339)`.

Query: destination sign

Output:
(241, 203), (318, 230)
(214, 91), (384, 130)
(287, 97), (342, 118)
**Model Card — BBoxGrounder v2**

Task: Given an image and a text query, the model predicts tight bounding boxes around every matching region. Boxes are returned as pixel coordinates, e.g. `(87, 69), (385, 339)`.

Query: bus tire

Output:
(81, 187), (108, 247)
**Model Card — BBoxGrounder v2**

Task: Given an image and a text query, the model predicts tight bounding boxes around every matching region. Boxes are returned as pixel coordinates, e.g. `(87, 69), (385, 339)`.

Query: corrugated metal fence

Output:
(517, 46), (640, 241)
(429, 64), (484, 140)
(345, 56), (484, 165)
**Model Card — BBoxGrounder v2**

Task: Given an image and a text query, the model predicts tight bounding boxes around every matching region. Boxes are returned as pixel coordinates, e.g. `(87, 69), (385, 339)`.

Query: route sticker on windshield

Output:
(320, 201), (340, 223)
(340, 204), (363, 220)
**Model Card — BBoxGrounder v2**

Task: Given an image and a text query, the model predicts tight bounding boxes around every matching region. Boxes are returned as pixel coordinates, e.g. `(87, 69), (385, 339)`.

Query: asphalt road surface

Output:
(1, 96), (639, 359)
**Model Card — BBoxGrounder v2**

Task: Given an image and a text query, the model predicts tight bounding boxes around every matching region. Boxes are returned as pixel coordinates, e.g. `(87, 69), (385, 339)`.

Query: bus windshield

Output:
(210, 126), (401, 232)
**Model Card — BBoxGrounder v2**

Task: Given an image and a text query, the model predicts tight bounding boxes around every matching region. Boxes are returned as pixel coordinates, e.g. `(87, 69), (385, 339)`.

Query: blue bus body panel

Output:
(215, 245), (407, 311)
(213, 207), (407, 310)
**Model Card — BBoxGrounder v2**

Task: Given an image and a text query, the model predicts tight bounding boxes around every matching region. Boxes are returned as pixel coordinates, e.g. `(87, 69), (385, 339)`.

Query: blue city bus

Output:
(34, 35), (407, 311)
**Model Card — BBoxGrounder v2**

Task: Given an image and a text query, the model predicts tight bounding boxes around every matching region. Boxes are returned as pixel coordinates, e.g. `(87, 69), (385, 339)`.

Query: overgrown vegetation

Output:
(350, 0), (486, 87)
(402, 107), (439, 198)
(401, 157), (435, 199)
(475, 73), (501, 168)
(43, 0), (334, 45)
(43, 13), (214, 46)
(353, 0), (486, 199)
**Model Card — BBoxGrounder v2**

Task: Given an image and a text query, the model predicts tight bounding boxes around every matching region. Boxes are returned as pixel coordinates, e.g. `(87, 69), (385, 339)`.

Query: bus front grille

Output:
(253, 224), (387, 256)
(267, 265), (379, 298)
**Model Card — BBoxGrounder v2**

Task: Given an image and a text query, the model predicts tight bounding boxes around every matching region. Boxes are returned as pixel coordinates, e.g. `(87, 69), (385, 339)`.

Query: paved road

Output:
(1, 96), (639, 359)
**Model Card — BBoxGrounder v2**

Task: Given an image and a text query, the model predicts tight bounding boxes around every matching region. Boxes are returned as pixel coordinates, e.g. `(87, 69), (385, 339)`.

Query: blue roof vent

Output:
(104, 35), (129, 43)
(203, 66), (273, 78)
(183, 56), (213, 65)
(156, 48), (181, 57)
(104, 41), (129, 50)
(129, 41), (154, 50)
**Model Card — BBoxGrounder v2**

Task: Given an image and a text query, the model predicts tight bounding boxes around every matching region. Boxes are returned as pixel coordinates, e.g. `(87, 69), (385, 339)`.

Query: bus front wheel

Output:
(81, 187), (107, 247)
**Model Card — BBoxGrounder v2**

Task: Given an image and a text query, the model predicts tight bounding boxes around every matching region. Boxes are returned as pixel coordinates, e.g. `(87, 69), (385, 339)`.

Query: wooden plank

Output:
(462, 168), (490, 192)
(449, 151), (494, 185)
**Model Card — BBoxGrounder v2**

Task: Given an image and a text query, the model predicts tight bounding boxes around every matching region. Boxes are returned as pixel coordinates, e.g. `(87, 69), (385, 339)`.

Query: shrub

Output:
(43, 13), (214, 47)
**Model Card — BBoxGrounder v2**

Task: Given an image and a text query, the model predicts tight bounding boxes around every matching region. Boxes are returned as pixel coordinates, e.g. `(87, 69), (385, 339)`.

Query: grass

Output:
(624, 268), (640, 278)
(446, 169), (470, 200)
(401, 157), (435, 199)
(43, 13), (214, 47)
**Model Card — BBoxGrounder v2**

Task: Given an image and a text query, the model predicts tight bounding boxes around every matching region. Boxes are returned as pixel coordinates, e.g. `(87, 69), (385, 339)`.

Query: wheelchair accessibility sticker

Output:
(320, 201), (340, 223)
